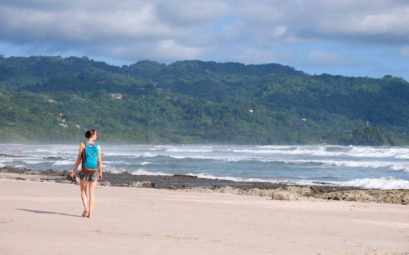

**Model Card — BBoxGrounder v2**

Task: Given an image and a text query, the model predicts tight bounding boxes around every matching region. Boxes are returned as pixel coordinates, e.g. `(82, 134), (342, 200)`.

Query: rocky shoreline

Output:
(1, 166), (408, 205)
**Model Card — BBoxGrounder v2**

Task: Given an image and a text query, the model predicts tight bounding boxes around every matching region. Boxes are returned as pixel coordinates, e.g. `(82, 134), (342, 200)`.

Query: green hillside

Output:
(0, 56), (408, 145)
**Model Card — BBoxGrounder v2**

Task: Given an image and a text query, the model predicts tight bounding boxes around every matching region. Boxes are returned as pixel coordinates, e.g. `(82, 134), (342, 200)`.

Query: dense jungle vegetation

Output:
(0, 56), (407, 145)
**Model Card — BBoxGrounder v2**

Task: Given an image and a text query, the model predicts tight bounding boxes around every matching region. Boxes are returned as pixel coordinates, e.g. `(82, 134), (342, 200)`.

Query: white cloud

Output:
(155, 39), (203, 60)
(271, 26), (287, 38)
(400, 46), (409, 57)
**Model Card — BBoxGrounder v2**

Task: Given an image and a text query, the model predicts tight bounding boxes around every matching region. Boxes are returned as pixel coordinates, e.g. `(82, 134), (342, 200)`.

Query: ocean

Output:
(1, 144), (409, 189)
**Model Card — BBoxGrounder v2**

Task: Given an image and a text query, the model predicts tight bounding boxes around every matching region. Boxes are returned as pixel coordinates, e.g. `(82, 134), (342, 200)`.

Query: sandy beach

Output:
(1, 179), (408, 255)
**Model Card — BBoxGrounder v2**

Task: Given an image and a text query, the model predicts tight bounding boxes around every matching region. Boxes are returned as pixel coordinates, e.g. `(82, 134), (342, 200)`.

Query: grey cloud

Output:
(0, 0), (69, 11)
(233, 0), (409, 45)
(0, 2), (177, 41)
(0, 0), (409, 67)
(0, 0), (204, 61)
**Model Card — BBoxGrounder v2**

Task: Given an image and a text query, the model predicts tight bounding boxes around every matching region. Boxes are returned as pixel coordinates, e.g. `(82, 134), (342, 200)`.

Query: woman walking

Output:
(70, 129), (102, 218)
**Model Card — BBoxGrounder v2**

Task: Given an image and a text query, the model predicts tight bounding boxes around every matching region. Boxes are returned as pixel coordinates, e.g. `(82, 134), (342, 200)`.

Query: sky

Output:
(0, 0), (409, 81)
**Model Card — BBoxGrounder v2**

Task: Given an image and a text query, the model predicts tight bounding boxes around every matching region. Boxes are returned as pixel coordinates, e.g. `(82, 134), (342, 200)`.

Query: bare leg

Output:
(88, 181), (97, 218)
(80, 180), (89, 217)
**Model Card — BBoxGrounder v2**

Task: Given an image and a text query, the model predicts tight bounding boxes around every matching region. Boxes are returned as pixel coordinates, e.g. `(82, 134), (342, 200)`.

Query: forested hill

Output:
(0, 56), (408, 145)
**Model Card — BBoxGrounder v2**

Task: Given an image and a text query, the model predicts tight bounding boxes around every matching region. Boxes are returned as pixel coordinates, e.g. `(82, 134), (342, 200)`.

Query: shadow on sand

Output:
(16, 208), (82, 218)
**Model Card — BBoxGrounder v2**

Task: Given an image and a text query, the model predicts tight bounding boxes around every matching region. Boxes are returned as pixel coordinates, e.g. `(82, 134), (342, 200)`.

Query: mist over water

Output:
(1, 144), (409, 189)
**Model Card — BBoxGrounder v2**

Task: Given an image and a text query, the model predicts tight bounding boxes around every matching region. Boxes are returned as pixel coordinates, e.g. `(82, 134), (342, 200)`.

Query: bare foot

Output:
(82, 209), (88, 217)
(87, 214), (93, 218)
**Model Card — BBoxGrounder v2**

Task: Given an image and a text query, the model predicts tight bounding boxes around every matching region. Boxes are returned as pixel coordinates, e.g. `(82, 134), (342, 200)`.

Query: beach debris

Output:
(122, 181), (156, 188)
(271, 192), (289, 200)
(99, 181), (111, 186)
(24, 170), (41, 175)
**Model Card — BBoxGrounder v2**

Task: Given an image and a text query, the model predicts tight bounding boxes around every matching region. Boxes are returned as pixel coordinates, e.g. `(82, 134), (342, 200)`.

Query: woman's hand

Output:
(98, 172), (102, 180)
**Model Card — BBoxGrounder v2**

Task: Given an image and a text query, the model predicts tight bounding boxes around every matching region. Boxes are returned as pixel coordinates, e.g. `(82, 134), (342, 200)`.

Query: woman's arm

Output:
(70, 143), (85, 177)
(97, 145), (102, 180)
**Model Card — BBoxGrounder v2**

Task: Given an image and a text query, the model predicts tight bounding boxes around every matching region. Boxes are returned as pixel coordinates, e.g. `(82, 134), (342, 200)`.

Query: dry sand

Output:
(0, 179), (408, 255)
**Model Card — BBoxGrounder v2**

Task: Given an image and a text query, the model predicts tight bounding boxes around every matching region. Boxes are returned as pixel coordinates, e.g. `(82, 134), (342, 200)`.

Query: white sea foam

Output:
(168, 155), (248, 162)
(0, 158), (13, 164)
(103, 152), (140, 156)
(185, 172), (285, 184)
(140, 153), (158, 158)
(22, 160), (42, 164)
(256, 145), (296, 150)
(103, 160), (134, 166)
(234, 145), (409, 159)
(330, 160), (408, 172)
(130, 168), (171, 176)
(346, 146), (409, 159)
(148, 146), (168, 151)
(101, 160), (116, 164)
(102, 153), (131, 156)
(52, 160), (73, 166)
(145, 153), (409, 172)
(165, 147), (214, 153)
(104, 145), (409, 162)
(183, 173), (325, 186)
(338, 177), (409, 189)
(281, 159), (409, 172)
(1, 144), (409, 190)
(103, 166), (126, 174)
(103, 166), (174, 176)
(103, 152), (159, 158)
(291, 180), (324, 186)
(233, 149), (293, 154)
(233, 146), (334, 156)
(183, 173), (409, 189)
(34, 148), (57, 153)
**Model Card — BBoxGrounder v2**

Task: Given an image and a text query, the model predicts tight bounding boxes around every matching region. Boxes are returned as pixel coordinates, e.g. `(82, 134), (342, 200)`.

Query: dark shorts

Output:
(79, 171), (98, 182)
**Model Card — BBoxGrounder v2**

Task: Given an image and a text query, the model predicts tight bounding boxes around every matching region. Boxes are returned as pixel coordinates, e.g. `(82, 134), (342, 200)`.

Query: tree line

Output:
(0, 56), (407, 145)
